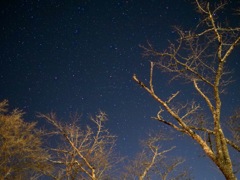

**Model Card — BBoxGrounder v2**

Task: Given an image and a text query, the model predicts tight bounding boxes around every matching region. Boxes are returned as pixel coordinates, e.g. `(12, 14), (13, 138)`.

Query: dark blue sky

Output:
(0, 0), (239, 179)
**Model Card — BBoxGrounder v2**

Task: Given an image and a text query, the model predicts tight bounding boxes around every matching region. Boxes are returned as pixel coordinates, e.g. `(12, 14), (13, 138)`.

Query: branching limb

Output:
(193, 79), (214, 112)
(139, 146), (175, 180)
(166, 91), (180, 104)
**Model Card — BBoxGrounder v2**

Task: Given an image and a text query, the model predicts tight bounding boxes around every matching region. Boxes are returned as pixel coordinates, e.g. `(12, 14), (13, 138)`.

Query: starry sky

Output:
(0, 0), (240, 179)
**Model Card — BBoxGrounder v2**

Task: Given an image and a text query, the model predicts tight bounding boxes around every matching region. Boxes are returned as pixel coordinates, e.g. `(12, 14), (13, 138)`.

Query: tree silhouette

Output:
(133, 0), (240, 179)
(39, 111), (120, 180)
(122, 133), (191, 180)
(0, 100), (52, 179)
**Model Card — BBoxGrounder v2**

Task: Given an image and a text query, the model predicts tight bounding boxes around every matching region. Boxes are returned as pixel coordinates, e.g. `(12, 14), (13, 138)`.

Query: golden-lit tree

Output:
(122, 133), (191, 180)
(39, 111), (120, 180)
(0, 100), (52, 179)
(133, 0), (240, 179)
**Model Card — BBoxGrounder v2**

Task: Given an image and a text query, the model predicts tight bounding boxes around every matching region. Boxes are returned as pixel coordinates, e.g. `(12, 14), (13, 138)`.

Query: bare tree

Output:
(133, 0), (240, 179)
(122, 133), (191, 180)
(39, 111), (120, 180)
(0, 100), (52, 179)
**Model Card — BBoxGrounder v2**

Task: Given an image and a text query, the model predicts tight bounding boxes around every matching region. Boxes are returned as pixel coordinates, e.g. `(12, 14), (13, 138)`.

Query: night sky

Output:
(1, 0), (239, 179)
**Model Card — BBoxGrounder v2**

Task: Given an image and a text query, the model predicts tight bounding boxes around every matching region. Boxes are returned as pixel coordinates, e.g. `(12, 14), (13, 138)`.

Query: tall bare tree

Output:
(0, 100), (52, 179)
(133, 0), (240, 179)
(122, 133), (191, 180)
(39, 111), (119, 180)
